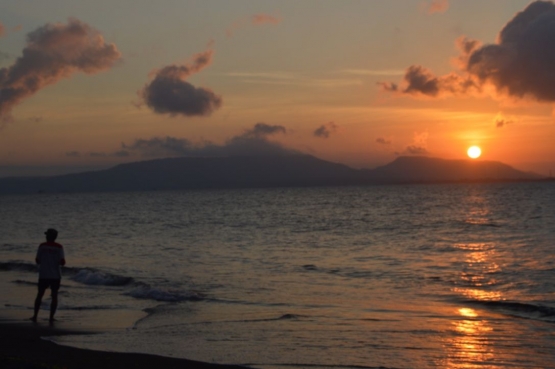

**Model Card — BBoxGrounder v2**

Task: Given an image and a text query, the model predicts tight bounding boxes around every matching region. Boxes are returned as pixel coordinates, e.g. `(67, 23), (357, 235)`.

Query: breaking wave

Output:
(126, 285), (203, 302)
(70, 269), (134, 286)
(464, 299), (555, 322)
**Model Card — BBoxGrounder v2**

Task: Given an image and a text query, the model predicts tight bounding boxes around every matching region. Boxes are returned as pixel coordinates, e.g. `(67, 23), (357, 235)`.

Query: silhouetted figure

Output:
(31, 229), (66, 323)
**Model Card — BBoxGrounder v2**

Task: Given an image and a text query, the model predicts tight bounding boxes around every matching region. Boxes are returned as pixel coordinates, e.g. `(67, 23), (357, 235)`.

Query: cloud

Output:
(70, 123), (294, 160)
(405, 145), (429, 155)
(341, 69), (405, 76)
(376, 137), (392, 145)
(384, 1), (555, 104)
(138, 48), (222, 117)
(65, 151), (81, 158)
(403, 131), (429, 155)
(427, 0), (449, 14)
(0, 23), (22, 38)
(251, 14), (281, 25)
(379, 64), (480, 98)
(65, 150), (129, 158)
(28, 116), (43, 123)
(494, 113), (515, 128)
(0, 18), (121, 120)
(243, 122), (287, 138)
(313, 122), (339, 138)
(226, 13), (281, 37)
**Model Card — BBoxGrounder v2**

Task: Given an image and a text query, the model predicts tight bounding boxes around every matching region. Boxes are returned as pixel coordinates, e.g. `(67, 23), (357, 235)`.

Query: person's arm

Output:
(60, 247), (66, 266)
(35, 246), (41, 265)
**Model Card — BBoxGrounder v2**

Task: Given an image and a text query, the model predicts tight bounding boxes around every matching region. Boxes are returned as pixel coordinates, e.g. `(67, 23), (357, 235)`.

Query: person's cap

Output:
(45, 228), (58, 236)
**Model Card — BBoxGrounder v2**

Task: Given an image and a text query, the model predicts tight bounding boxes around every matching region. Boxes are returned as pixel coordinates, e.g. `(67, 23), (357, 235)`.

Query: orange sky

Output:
(0, 0), (553, 177)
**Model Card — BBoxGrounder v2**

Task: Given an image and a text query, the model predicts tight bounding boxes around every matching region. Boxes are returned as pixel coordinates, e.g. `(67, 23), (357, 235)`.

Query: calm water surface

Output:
(1, 182), (554, 369)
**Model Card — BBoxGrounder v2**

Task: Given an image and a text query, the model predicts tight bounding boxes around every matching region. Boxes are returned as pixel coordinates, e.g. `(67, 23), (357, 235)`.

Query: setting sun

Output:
(467, 146), (482, 159)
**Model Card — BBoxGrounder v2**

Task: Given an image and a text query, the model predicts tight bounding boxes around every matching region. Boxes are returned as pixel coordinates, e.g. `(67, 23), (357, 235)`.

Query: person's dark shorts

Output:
(38, 278), (61, 292)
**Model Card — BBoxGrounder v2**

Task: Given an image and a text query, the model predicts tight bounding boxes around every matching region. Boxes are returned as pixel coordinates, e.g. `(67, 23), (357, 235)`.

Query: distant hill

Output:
(0, 154), (545, 195)
(367, 156), (543, 183)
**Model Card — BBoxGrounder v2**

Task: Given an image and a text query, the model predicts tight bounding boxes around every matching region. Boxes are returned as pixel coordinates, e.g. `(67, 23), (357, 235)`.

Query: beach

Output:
(1, 318), (248, 369)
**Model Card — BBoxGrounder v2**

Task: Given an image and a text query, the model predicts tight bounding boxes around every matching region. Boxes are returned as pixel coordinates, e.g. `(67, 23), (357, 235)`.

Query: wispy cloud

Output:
(0, 18), (121, 120)
(226, 13), (281, 37)
(341, 69), (405, 76)
(225, 71), (296, 80)
(426, 0), (449, 14)
(227, 71), (361, 87)
(251, 14), (281, 25)
(138, 48), (222, 117)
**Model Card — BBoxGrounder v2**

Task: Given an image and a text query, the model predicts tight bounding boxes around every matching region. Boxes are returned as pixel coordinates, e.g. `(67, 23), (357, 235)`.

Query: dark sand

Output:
(0, 320), (249, 369)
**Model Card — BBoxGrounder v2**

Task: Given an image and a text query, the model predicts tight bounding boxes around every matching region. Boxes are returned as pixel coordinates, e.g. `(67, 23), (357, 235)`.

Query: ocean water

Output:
(1, 183), (555, 369)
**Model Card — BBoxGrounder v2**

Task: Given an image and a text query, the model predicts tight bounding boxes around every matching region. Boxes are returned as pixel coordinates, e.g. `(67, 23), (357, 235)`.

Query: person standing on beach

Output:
(31, 228), (66, 323)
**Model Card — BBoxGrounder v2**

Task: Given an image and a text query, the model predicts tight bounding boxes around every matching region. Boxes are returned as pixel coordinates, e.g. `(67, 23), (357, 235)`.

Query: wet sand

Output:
(1, 319), (249, 369)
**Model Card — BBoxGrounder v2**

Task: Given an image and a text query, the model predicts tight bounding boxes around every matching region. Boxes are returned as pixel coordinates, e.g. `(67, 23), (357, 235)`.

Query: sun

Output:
(467, 146), (482, 159)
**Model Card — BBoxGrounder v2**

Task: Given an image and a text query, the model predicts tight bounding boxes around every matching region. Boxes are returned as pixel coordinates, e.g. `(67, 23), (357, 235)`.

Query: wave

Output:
(0, 261), (37, 273)
(464, 299), (555, 322)
(126, 286), (203, 302)
(11, 279), (36, 286)
(2, 261), (202, 304)
(69, 269), (134, 286)
(0, 261), (135, 288)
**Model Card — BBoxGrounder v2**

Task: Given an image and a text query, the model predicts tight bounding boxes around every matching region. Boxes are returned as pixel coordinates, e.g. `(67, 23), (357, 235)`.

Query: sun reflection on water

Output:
(444, 192), (505, 367)
(440, 308), (497, 369)
(453, 242), (502, 301)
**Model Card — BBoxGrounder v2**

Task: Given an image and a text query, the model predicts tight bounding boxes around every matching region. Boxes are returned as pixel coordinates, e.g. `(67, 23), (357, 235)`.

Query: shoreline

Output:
(1, 318), (250, 369)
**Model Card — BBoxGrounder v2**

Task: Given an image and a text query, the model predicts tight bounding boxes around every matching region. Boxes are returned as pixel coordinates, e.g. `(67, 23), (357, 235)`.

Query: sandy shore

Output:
(1, 319), (249, 369)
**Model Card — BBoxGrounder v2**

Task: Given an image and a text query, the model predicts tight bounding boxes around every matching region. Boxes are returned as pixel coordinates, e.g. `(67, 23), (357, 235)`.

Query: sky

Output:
(1, 0), (554, 177)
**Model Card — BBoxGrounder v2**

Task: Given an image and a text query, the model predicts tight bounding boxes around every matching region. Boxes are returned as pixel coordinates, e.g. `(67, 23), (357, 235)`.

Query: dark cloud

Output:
(383, 1), (555, 103)
(0, 18), (121, 120)
(244, 122), (287, 138)
(138, 49), (222, 117)
(380, 64), (480, 98)
(313, 122), (338, 138)
(376, 137), (392, 145)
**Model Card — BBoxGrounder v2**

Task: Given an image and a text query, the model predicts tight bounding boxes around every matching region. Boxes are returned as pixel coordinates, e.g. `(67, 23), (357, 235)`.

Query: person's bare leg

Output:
(31, 288), (46, 322)
(49, 290), (58, 323)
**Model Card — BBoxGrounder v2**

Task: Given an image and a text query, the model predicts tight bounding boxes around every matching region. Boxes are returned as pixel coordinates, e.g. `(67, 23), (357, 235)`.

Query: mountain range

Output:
(0, 155), (545, 195)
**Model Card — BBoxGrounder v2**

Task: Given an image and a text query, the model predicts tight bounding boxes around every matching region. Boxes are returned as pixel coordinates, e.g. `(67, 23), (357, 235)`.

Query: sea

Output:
(1, 182), (554, 369)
